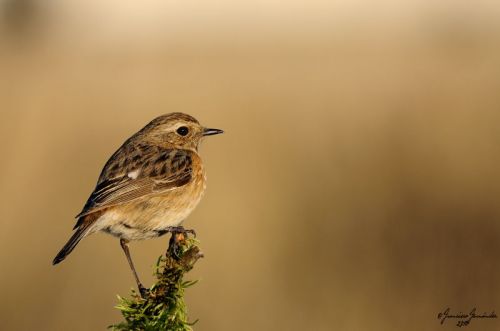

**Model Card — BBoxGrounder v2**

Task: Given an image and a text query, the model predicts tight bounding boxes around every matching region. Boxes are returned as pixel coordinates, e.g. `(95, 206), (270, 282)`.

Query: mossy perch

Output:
(110, 233), (203, 331)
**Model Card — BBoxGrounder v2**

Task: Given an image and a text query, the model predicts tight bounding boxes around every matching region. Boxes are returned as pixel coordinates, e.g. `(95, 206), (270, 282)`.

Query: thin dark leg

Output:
(120, 239), (147, 298)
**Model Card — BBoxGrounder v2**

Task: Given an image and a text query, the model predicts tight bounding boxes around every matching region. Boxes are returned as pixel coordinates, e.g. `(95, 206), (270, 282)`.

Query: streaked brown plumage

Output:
(53, 113), (223, 295)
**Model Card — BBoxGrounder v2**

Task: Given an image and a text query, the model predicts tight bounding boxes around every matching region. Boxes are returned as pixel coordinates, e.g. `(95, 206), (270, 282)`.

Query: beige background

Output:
(1, 0), (500, 330)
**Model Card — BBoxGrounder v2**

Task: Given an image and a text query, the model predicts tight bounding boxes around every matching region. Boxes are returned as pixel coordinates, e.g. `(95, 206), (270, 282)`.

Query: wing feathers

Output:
(76, 148), (193, 218)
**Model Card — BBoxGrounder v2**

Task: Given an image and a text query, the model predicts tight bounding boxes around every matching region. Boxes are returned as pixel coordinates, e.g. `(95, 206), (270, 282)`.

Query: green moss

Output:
(110, 236), (202, 331)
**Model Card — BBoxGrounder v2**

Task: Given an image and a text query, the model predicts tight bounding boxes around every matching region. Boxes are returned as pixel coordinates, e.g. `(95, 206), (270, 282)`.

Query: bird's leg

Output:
(119, 238), (148, 298)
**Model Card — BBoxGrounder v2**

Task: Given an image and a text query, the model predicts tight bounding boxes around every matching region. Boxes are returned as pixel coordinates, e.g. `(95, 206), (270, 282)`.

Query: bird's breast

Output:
(97, 158), (206, 241)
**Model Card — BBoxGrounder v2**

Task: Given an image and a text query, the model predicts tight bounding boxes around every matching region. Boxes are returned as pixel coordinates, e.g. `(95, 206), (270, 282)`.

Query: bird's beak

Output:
(202, 128), (224, 136)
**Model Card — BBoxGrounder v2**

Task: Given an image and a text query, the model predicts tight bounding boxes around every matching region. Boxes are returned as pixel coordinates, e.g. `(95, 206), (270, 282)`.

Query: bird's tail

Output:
(52, 222), (93, 265)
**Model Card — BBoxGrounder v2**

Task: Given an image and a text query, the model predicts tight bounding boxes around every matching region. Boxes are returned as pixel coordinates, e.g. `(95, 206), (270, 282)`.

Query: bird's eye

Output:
(176, 126), (189, 136)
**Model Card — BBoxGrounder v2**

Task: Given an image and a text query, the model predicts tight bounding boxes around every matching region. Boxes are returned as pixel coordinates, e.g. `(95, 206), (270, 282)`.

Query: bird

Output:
(52, 112), (223, 296)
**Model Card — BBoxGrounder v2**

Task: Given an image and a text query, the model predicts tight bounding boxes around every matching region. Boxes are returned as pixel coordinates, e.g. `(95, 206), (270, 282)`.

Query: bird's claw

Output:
(138, 284), (149, 299)
(166, 226), (196, 259)
(167, 226), (196, 238)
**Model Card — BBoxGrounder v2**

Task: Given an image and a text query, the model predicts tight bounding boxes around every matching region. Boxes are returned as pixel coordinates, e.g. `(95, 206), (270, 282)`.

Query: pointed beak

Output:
(202, 128), (224, 136)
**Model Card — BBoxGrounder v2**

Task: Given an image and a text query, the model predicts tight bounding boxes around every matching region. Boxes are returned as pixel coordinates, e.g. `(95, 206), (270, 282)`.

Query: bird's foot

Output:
(138, 284), (149, 299)
(167, 226), (195, 259)
(166, 226), (196, 238)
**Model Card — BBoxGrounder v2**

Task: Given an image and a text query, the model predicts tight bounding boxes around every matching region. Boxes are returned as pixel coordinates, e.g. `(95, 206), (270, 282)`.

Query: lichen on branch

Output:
(110, 234), (203, 331)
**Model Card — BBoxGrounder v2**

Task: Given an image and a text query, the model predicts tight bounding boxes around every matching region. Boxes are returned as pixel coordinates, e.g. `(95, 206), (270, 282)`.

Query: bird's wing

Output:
(75, 147), (193, 220)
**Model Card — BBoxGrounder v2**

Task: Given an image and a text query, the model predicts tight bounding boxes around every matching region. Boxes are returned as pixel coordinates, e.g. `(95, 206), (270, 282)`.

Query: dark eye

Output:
(176, 126), (189, 136)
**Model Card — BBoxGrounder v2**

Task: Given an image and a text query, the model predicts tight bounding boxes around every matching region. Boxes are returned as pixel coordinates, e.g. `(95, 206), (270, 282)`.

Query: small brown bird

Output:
(53, 113), (223, 296)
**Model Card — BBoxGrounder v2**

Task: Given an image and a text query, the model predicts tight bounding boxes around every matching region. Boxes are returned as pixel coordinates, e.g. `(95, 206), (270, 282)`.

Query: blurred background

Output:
(1, 0), (500, 330)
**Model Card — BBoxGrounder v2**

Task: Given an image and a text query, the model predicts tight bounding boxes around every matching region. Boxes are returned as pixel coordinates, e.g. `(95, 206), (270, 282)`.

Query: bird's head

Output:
(139, 112), (223, 150)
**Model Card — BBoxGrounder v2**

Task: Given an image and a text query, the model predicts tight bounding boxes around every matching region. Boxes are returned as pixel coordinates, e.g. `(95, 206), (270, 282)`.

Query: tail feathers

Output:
(52, 224), (92, 265)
